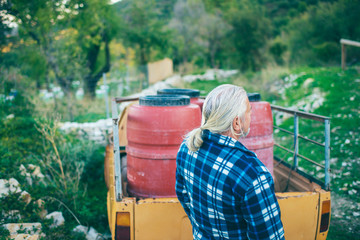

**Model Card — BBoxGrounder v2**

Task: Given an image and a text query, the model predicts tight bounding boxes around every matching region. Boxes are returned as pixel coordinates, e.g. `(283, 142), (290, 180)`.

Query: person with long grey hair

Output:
(176, 84), (284, 240)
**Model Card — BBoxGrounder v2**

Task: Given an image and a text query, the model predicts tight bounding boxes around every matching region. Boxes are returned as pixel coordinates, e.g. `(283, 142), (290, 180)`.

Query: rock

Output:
(87, 227), (99, 240)
(20, 164), (27, 175)
(73, 225), (88, 235)
(12, 234), (40, 240)
(303, 78), (314, 88)
(3, 223), (42, 235)
(35, 199), (48, 219)
(6, 114), (15, 119)
(27, 164), (36, 171)
(73, 225), (100, 240)
(45, 211), (65, 228)
(19, 165), (33, 186)
(20, 191), (32, 205)
(0, 178), (22, 197)
(31, 166), (45, 179)
(3, 210), (21, 220)
(353, 212), (360, 217)
(12, 234), (39, 240)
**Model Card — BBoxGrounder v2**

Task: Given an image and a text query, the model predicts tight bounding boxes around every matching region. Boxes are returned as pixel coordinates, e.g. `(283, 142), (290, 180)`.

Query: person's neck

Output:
(220, 130), (239, 141)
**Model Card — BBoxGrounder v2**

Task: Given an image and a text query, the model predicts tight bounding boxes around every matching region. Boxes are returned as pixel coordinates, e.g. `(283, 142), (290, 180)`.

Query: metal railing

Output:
(271, 105), (331, 190)
(112, 98), (123, 201)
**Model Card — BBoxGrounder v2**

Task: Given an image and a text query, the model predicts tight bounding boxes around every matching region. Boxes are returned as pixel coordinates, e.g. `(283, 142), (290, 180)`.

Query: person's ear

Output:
(233, 116), (241, 132)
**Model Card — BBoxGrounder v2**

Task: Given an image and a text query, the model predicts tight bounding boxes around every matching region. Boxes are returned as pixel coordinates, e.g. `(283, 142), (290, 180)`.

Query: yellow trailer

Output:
(105, 98), (331, 240)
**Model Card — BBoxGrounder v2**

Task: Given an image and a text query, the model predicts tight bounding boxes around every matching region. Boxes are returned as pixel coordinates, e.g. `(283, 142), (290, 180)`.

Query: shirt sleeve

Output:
(241, 172), (285, 240)
(175, 164), (191, 217)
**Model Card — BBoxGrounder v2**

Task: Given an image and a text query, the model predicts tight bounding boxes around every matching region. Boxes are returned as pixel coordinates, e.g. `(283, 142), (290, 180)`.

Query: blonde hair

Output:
(186, 84), (248, 152)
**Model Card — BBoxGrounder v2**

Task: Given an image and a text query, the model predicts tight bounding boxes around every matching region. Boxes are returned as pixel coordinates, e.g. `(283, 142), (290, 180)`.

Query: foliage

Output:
(286, 0), (360, 65)
(2, 0), (360, 95)
(117, 0), (170, 84)
(222, 1), (271, 70)
(0, 86), (108, 237)
(1, 0), (119, 98)
(269, 38), (287, 65)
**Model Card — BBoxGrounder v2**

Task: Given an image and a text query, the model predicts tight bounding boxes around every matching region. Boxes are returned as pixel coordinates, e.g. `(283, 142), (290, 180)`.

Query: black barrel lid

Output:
(157, 88), (200, 98)
(139, 95), (190, 106)
(247, 93), (261, 102)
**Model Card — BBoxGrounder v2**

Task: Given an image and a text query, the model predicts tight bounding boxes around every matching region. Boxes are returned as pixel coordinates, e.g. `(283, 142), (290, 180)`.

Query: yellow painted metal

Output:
(134, 198), (193, 240)
(118, 102), (137, 147)
(277, 191), (320, 240)
(315, 191), (331, 240)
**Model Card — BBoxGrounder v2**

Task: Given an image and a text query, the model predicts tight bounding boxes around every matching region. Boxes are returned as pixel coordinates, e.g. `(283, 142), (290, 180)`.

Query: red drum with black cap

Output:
(126, 95), (201, 197)
(239, 93), (274, 175)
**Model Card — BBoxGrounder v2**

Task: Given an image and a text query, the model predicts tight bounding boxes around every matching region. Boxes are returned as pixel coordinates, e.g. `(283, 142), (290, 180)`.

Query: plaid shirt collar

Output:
(202, 129), (256, 157)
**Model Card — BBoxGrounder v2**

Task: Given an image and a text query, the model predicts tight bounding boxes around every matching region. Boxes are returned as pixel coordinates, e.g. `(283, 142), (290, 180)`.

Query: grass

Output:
(0, 89), (108, 238)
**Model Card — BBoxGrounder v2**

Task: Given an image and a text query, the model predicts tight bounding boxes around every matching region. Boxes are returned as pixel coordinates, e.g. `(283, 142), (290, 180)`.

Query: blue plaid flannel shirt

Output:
(176, 130), (285, 240)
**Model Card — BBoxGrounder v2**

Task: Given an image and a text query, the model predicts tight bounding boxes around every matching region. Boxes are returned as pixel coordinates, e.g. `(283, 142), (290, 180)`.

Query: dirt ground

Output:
(327, 192), (360, 240)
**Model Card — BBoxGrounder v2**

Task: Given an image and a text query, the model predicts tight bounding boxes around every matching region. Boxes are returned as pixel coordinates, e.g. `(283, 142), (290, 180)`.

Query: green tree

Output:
(169, 0), (206, 66)
(73, 0), (120, 98)
(198, 11), (231, 68)
(117, 0), (170, 86)
(224, 1), (271, 70)
(287, 0), (360, 65)
(2, 0), (119, 99)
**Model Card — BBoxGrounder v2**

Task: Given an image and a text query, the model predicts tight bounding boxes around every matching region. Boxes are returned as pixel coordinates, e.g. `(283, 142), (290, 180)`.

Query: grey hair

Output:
(185, 84), (248, 152)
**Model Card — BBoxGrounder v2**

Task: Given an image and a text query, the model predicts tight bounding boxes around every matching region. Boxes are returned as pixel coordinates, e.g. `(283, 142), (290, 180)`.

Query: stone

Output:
(35, 199), (48, 219)
(12, 234), (40, 240)
(73, 225), (100, 240)
(73, 225), (88, 235)
(20, 164), (27, 176)
(20, 191), (32, 205)
(3, 210), (21, 220)
(31, 166), (45, 179)
(0, 178), (22, 197)
(3, 223), (42, 235)
(303, 78), (314, 88)
(45, 211), (65, 228)
(27, 164), (36, 171)
(86, 227), (99, 240)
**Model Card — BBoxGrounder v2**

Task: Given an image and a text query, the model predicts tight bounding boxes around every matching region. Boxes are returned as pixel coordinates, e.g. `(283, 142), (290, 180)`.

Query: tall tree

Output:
(169, 0), (206, 65)
(224, 0), (271, 70)
(1, 0), (76, 93)
(1, 0), (119, 99)
(198, 11), (231, 68)
(73, 0), (120, 98)
(287, 0), (360, 65)
(117, 0), (170, 86)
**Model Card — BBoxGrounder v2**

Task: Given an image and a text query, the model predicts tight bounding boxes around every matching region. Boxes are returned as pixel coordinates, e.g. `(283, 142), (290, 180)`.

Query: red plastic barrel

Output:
(157, 88), (204, 111)
(239, 93), (274, 175)
(126, 95), (201, 197)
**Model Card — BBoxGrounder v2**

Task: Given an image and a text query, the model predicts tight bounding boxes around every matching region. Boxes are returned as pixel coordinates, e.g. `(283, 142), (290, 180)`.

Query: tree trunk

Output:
(84, 36), (111, 99)
(139, 46), (149, 89)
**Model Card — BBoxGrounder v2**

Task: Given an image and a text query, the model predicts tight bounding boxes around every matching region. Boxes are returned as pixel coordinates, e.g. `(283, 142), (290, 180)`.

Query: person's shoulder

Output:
(178, 139), (189, 153)
(231, 149), (271, 180)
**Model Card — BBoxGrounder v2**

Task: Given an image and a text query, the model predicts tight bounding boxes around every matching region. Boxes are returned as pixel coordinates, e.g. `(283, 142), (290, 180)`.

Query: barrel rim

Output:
(247, 93), (261, 102)
(157, 88), (200, 98)
(139, 95), (190, 106)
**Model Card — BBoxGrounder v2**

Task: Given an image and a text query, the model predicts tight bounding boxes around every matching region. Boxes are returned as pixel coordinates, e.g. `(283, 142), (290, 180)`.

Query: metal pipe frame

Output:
(271, 105), (330, 122)
(274, 143), (325, 168)
(271, 104), (331, 189)
(112, 98), (123, 201)
(274, 126), (326, 147)
(324, 119), (331, 190)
